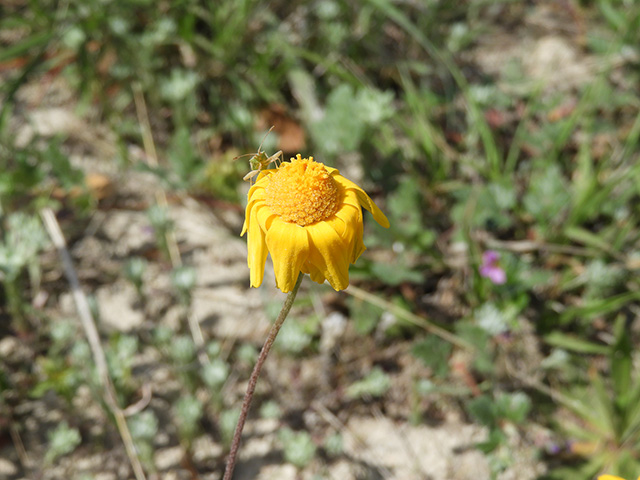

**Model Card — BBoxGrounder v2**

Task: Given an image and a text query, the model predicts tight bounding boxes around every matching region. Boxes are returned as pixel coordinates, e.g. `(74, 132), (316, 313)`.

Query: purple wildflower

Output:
(545, 441), (563, 455)
(479, 250), (506, 285)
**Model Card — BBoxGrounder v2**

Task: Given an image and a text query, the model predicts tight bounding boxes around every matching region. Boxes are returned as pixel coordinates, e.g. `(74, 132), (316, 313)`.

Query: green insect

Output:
(235, 126), (283, 183)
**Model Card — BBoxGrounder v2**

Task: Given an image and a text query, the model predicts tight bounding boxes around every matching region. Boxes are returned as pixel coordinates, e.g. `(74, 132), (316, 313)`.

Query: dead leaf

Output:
(258, 104), (306, 153)
(86, 173), (113, 200)
(547, 100), (576, 122)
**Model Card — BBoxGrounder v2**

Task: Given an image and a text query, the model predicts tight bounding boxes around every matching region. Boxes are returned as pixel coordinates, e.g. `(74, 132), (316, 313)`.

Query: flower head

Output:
(479, 250), (506, 285)
(241, 155), (389, 292)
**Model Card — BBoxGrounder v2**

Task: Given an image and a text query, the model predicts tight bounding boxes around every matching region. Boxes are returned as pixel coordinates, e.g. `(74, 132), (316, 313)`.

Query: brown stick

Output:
(41, 208), (147, 480)
(222, 273), (304, 480)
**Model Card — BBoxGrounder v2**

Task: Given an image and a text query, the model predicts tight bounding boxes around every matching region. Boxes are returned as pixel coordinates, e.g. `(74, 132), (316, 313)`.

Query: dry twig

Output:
(346, 284), (473, 351)
(132, 84), (210, 367)
(40, 208), (147, 480)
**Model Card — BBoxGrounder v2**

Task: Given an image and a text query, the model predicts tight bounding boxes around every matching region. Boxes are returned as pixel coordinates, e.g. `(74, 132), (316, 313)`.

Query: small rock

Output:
(0, 458), (18, 476)
(154, 446), (183, 470)
(96, 281), (145, 332)
(320, 311), (347, 353)
(0, 336), (19, 360)
(524, 35), (591, 92)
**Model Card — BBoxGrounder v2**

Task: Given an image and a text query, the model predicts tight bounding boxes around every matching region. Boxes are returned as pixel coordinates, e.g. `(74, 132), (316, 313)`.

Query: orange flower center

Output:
(264, 155), (340, 226)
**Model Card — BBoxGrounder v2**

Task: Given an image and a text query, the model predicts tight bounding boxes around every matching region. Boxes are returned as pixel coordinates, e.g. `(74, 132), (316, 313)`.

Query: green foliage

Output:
(235, 343), (258, 366)
(106, 334), (139, 399)
(551, 319), (640, 477)
(259, 400), (282, 419)
(124, 257), (147, 298)
(128, 410), (159, 443)
(348, 296), (382, 335)
(411, 336), (452, 378)
(522, 162), (571, 234)
(45, 422), (82, 464)
(368, 261), (424, 286)
(275, 318), (314, 354)
(146, 205), (174, 261)
(451, 181), (517, 231)
(166, 126), (205, 189)
(278, 428), (317, 469)
(31, 355), (83, 402)
(169, 335), (197, 365)
(467, 391), (532, 477)
(455, 323), (494, 375)
(307, 84), (394, 158)
(384, 176), (437, 254)
(467, 392), (531, 431)
(346, 366), (391, 399)
(128, 411), (159, 470)
(171, 265), (197, 306)
(323, 432), (343, 457)
(0, 212), (48, 281)
(175, 394), (203, 443)
(201, 359), (230, 390)
(0, 138), (88, 211)
(202, 151), (246, 203)
(0, 212), (49, 325)
(219, 408), (241, 448)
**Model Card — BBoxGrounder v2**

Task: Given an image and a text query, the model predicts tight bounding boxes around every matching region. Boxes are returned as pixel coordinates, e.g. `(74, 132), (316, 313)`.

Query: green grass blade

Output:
(544, 332), (610, 355)
(0, 31), (52, 64)
(560, 291), (640, 324)
(366, 0), (501, 178)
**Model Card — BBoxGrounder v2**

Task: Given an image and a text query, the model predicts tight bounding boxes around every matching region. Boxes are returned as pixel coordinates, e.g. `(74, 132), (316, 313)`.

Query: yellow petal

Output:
(336, 190), (365, 258)
(242, 187), (267, 236)
(341, 188), (361, 210)
(597, 476), (626, 480)
(333, 174), (390, 228)
(301, 260), (324, 285)
(265, 218), (309, 293)
(256, 203), (277, 231)
(323, 165), (339, 175)
(241, 199), (253, 237)
(247, 204), (268, 288)
(325, 214), (346, 237)
(254, 168), (278, 185)
(356, 190), (389, 228)
(247, 184), (266, 204)
(305, 221), (351, 291)
(333, 203), (365, 261)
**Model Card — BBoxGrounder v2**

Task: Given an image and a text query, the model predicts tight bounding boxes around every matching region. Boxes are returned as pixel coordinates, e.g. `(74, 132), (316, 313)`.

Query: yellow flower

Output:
(241, 154), (390, 292)
(598, 476), (640, 480)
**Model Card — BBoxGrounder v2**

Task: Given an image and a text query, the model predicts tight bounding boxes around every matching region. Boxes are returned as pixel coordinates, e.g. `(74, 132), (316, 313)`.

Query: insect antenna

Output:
(256, 125), (275, 153)
(233, 125), (275, 161)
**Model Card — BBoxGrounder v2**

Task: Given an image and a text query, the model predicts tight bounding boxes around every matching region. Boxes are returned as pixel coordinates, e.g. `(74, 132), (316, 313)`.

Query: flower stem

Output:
(222, 273), (304, 480)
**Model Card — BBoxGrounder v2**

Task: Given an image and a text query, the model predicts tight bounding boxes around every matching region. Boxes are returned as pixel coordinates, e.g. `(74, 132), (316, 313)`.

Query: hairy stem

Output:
(223, 273), (304, 480)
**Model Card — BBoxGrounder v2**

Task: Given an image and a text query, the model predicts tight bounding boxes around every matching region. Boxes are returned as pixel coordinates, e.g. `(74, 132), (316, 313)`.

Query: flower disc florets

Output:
(264, 155), (340, 226)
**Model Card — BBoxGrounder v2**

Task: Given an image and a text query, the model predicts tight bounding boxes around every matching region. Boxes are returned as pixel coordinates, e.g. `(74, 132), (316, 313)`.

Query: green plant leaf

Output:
(496, 392), (531, 424)
(560, 291), (640, 324)
(346, 367), (391, 399)
(411, 336), (452, 378)
(45, 422), (81, 464)
(349, 297), (382, 335)
(611, 315), (632, 406)
(278, 428), (317, 469)
(544, 332), (609, 355)
(467, 395), (497, 428)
